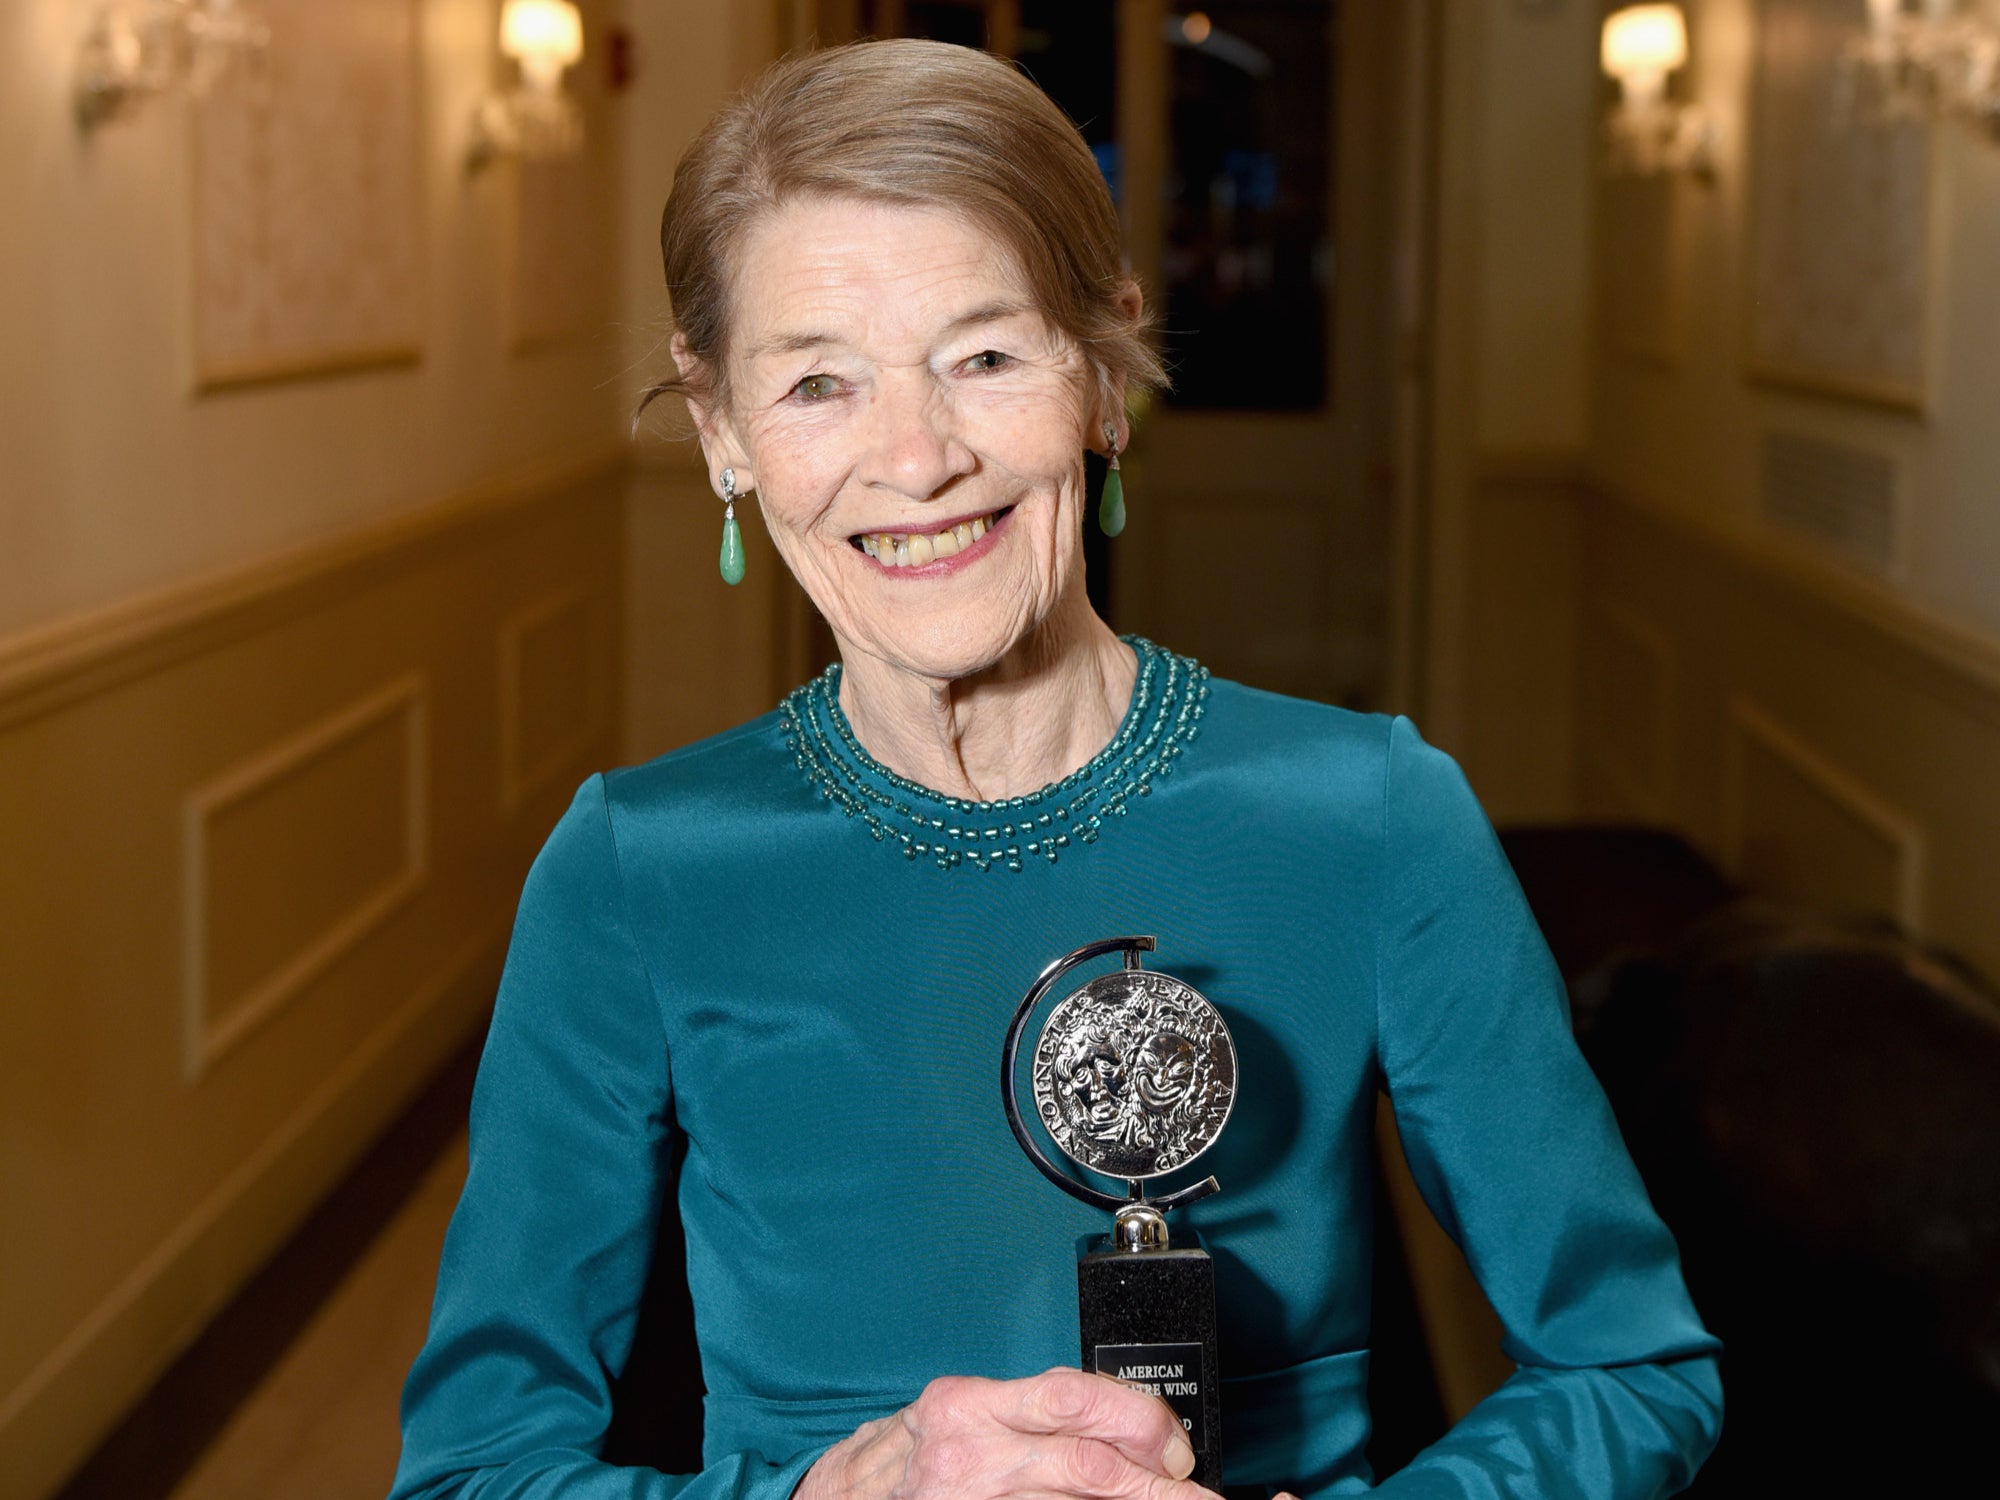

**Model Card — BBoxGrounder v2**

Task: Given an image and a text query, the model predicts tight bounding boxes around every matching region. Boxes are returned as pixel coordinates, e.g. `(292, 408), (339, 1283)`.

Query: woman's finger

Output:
(1002, 1368), (1197, 1478)
(1011, 1435), (1221, 1500)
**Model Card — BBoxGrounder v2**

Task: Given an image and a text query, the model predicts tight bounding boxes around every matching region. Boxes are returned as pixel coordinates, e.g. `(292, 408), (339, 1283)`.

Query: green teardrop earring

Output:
(718, 468), (746, 586)
(1098, 422), (1127, 537)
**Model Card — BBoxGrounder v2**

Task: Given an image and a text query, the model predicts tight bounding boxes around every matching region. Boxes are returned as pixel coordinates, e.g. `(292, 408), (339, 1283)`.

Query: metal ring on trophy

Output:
(1002, 936), (1233, 1215)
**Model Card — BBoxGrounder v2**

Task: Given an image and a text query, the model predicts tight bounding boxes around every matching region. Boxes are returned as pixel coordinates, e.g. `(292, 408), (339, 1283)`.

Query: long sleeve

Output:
(390, 776), (825, 1500)
(1369, 718), (1722, 1499)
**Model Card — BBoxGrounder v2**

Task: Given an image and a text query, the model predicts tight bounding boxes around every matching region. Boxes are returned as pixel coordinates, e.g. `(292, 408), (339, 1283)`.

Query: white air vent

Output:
(1761, 432), (1898, 574)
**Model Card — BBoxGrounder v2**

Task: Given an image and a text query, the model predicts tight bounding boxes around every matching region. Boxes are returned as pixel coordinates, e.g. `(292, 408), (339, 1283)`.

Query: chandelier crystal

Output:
(1844, 0), (2000, 142)
(74, 1), (270, 131)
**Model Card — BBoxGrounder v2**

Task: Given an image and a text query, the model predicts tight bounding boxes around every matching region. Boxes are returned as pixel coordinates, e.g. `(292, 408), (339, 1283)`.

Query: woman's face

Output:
(694, 197), (1112, 683)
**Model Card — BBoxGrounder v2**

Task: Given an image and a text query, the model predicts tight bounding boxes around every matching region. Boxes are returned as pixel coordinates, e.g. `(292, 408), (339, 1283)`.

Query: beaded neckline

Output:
(778, 638), (1211, 872)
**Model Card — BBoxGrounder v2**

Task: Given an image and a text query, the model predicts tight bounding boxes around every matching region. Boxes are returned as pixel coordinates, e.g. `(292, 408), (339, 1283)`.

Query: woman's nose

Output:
(856, 374), (974, 501)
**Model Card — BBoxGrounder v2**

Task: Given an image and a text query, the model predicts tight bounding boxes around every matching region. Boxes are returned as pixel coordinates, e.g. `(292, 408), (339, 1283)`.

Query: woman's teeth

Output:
(858, 512), (999, 567)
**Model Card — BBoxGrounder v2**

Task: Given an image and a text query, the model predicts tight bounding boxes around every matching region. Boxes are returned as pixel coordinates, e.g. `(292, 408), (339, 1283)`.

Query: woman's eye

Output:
(964, 350), (1012, 373)
(793, 374), (840, 401)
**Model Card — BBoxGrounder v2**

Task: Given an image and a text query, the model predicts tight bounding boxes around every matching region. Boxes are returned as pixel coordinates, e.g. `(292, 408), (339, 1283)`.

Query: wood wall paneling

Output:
(1580, 604), (1677, 823)
(183, 676), (430, 1079)
(500, 590), (609, 817)
(1723, 695), (1927, 932)
(1426, 464), (2000, 1439)
(1450, 462), (1585, 824)
(1578, 486), (1999, 982)
(0, 463), (624, 1500)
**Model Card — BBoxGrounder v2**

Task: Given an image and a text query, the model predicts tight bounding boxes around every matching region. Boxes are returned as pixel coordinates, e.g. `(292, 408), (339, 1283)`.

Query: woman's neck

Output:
(836, 595), (1137, 804)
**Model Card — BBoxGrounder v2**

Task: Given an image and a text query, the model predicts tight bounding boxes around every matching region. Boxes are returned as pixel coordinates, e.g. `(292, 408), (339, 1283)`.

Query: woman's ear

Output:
(670, 333), (754, 491)
(1097, 281), (1146, 450)
(669, 333), (718, 438)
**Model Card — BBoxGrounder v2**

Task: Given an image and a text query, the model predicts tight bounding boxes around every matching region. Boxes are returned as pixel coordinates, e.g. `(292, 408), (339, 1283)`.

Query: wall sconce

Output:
(1844, 0), (2000, 143)
(74, 0), (269, 131)
(468, 0), (586, 172)
(1600, 4), (1717, 177)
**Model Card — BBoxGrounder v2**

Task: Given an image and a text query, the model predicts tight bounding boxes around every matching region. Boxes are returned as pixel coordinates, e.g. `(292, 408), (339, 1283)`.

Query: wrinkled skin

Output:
(794, 1369), (1220, 1500)
(678, 198), (1138, 803)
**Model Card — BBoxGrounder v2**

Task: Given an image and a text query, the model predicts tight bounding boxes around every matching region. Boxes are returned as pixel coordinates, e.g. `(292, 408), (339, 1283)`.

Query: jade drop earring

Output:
(1098, 423), (1127, 537)
(718, 468), (746, 586)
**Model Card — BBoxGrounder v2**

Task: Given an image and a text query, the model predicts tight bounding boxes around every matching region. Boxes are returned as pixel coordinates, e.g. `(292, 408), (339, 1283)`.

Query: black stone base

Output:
(1077, 1232), (1222, 1490)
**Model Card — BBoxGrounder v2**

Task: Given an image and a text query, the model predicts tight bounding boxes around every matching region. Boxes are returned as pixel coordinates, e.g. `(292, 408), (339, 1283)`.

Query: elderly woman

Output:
(391, 39), (1720, 1500)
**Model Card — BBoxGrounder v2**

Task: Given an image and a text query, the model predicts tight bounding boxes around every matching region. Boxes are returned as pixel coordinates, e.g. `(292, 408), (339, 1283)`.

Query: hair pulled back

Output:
(642, 40), (1165, 420)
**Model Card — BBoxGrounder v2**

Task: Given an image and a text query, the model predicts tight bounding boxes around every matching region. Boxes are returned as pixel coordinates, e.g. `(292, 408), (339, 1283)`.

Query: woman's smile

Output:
(694, 197), (1111, 689)
(850, 504), (1016, 575)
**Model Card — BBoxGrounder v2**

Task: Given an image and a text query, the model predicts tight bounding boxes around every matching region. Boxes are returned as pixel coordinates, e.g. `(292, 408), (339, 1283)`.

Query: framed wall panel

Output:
(180, 676), (429, 1079)
(0, 461), (624, 1500)
(1582, 604), (1678, 820)
(1722, 695), (1926, 931)
(191, 0), (424, 387)
(499, 589), (608, 814)
(1747, 0), (1930, 410)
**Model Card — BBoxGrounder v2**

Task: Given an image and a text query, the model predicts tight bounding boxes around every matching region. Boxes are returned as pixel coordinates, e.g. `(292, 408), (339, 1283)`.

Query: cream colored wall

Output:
(1591, 0), (2000, 639)
(616, 0), (819, 761)
(0, 472), (626, 1500)
(1406, 0), (2000, 1426)
(0, 4), (650, 1495)
(1419, 0), (1598, 812)
(1469, 0), (1597, 456)
(1576, 487), (2000, 985)
(0, 0), (626, 641)
(1580, 0), (2000, 979)
(1385, 0), (1605, 1421)
(1451, 0), (1598, 821)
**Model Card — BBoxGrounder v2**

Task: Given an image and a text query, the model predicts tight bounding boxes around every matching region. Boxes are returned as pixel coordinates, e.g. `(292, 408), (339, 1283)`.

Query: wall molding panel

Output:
(1588, 469), (2000, 721)
(499, 590), (607, 817)
(1575, 485), (1998, 985)
(181, 676), (430, 1080)
(0, 445), (620, 734)
(1581, 603), (1678, 822)
(0, 464), (623, 1500)
(1722, 695), (1927, 933)
(0, 925), (504, 1500)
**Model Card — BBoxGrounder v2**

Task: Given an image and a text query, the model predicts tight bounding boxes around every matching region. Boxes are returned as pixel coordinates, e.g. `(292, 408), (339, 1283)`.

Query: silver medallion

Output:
(1030, 968), (1237, 1181)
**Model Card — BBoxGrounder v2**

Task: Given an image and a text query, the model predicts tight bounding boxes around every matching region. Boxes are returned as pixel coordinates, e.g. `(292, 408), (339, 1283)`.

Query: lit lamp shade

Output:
(501, 0), (584, 90)
(1602, 4), (1688, 109)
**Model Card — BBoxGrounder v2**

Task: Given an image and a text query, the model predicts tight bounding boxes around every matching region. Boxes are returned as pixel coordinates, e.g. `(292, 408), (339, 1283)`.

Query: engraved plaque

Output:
(1094, 1342), (1208, 1448)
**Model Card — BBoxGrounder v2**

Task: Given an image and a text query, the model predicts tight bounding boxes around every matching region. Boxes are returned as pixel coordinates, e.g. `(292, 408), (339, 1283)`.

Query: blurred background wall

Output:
(1435, 0), (2000, 986)
(1413, 0), (2000, 1410)
(3, 0), (1998, 1495)
(0, 3), (644, 1493)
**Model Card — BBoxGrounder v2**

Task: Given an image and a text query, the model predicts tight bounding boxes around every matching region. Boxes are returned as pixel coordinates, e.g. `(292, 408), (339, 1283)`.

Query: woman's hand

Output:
(794, 1368), (1223, 1500)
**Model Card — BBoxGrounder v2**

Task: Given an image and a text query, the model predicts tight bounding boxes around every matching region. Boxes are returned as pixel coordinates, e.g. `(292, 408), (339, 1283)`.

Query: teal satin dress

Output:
(391, 641), (1721, 1499)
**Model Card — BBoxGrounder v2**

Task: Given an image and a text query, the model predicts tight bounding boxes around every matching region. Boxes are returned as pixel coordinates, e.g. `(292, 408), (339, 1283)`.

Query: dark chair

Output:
(1503, 827), (2000, 1490)
(1563, 891), (2000, 1491)
(1497, 825), (1737, 989)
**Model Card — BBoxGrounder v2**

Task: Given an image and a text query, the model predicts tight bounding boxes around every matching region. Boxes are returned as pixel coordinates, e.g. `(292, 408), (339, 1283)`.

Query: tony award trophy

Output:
(1002, 936), (1237, 1489)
